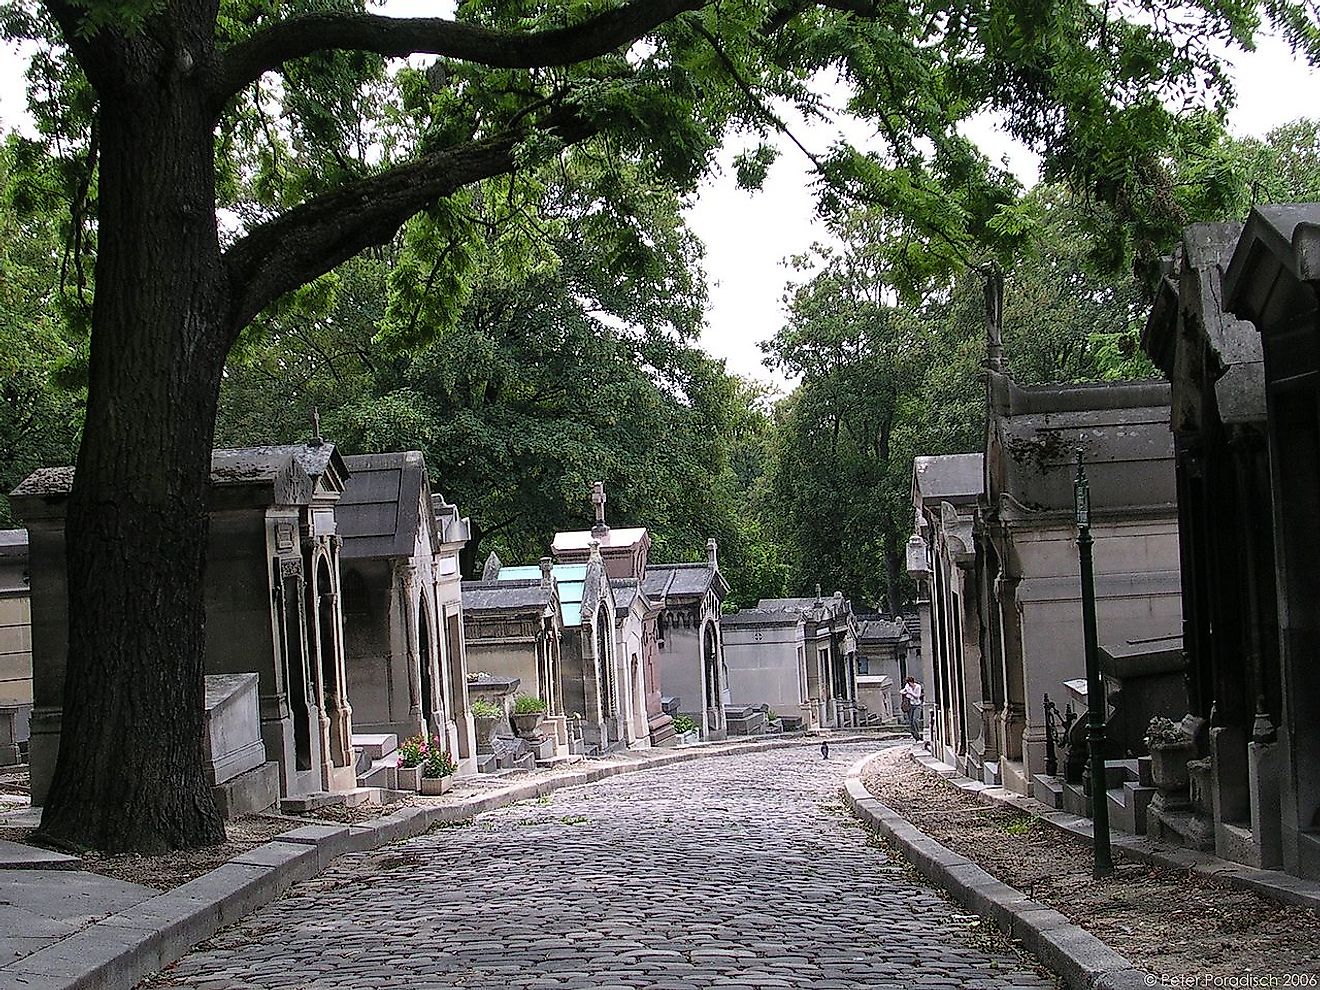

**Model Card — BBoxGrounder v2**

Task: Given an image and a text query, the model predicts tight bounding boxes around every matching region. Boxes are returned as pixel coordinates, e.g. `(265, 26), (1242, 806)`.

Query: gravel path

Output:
(149, 743), (1055, 989)
(863, 745), (1320, 980)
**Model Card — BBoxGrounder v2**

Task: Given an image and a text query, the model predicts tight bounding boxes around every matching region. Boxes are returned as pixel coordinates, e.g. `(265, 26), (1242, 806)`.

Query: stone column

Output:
(995, 573), (1027, 763)
(398, 563), (424, 735)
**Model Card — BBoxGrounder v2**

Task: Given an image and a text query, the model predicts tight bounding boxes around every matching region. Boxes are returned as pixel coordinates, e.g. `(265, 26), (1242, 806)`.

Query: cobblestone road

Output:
(155, 743), (1054, 989)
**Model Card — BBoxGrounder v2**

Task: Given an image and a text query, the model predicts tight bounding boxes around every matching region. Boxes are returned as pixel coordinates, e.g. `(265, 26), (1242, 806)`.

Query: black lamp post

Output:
(1074, 450), (1114, 879)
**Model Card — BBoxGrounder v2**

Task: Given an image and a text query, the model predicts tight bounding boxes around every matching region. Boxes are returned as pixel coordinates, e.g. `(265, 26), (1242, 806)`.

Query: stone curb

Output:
(4, 730), (904, 990)
(841, 752), (1151, 990)
(907, 749), (1320, 913)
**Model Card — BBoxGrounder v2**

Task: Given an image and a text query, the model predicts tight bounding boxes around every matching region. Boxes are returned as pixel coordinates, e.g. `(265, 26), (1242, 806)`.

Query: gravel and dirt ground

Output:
(863, 745), (1320, 980)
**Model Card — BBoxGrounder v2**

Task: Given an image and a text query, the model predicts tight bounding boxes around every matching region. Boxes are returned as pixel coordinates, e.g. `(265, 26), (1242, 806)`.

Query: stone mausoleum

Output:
(722, 591), (860, 730)
(1138, 205), (1320, 881)
(909, 313), (1186, 834)
(0, 529), (31, 766)
(337, 452), (476, 768)
(11, 442), (358, 808)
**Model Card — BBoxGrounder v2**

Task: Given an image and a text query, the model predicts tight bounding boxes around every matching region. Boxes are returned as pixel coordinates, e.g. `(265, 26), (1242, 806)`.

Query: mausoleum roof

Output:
(647, 561), (726, 601)
(720, 607), (797, 628)
(856, 615), (909, 645)
(338, 451), (430, 560)
(912, 454), (984, 505)
(0, 529), (28, 560)
(497, 563), (592, 626)
(1144, 223), (1264, 428)
(11, 443), (347, 514)
(461, 579), (553, 614)
(553, 527), (649, 554)
(611, 580), (640, 612)
(986, 370), (1175, 518)
(211, 442), (349, 489)
(1223, 203), (1320, 328)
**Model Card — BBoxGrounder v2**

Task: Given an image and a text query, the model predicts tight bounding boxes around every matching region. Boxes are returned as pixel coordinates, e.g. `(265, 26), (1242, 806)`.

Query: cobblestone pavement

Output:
(153, 743), (1055, 989)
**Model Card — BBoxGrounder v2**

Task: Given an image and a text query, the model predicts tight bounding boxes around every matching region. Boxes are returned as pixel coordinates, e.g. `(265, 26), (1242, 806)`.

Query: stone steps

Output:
(351, 733), (398, 761)
(356, 759), (397, 791)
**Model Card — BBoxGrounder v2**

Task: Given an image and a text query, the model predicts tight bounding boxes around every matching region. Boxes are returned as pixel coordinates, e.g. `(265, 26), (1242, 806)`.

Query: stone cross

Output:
(591, 480), (608, 535)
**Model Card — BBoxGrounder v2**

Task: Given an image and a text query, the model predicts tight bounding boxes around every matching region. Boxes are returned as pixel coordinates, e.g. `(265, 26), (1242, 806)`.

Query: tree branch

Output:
(214, 0), (707, 109)
(222, 110), (597, 334)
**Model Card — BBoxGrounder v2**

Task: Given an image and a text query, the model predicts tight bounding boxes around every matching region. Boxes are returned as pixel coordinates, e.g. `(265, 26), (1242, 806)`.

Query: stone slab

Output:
(4, 914), (163, 990)
(0, 868), (155, 925)
(0, 839), (80, 870)
(229, 840), (318, 883)
(0, 935), (55, 965)
(212, 760), (279, 819)
(167, 861), (285, 928)
(275, 823), (351, 870)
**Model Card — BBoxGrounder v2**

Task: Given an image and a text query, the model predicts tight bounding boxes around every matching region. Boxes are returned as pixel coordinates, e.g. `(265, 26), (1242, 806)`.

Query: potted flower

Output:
(420, 738), (458, 795)
(511, 694), (547, 737)
(671, 713), (699, 745)
(395, 734), (426, 791)
(1145, 716), (1196, 793)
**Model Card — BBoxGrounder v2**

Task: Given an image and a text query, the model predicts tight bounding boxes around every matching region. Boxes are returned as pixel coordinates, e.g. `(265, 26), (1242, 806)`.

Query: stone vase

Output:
(420, 775), (453, 796)
(511, 712), (545, 738)
(474, 714), (504, 753)
(396, 764), (422, 792)
(1149, 740), (1196, 795)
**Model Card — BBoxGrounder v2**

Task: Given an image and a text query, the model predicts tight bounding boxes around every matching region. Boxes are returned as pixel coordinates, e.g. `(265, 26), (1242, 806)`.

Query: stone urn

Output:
(420, 774), (453, 796)
(473, 714), (504, 752)
(1148, 739), (1196, 795)
(511, 711), (546, 738)
(396, 763), (423, 792)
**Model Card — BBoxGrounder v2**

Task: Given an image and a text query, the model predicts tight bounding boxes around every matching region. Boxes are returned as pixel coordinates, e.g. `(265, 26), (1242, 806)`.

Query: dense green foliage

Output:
(7, 109), (1320, 606)
(756, 119), (1320, 610)
(4, 0), (1320, 594)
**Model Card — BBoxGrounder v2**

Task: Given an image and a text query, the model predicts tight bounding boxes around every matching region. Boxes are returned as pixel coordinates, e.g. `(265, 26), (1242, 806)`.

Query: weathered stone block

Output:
(203, 672), (266, 786)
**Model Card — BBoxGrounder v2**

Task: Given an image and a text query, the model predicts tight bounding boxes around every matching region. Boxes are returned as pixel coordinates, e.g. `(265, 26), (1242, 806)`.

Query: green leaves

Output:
(732, 143), (777, 190)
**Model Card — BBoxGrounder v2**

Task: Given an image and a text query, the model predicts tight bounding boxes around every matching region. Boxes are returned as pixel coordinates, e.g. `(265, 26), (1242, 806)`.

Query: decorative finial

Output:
(985, 269), (1006, 373)
(310, 406), (323, 446)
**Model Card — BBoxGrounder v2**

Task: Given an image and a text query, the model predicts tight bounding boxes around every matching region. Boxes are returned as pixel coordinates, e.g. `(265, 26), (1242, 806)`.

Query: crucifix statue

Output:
(591, 480), (609, 536)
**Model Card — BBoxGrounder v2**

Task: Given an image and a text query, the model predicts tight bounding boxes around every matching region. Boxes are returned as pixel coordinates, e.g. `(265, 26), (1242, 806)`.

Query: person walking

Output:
(900, 676), (924, 740)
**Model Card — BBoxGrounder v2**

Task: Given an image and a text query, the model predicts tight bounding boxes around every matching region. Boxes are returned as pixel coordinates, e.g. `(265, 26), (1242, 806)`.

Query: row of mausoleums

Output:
(910, 205), (1320, 882)
(0, 452), (731, 816)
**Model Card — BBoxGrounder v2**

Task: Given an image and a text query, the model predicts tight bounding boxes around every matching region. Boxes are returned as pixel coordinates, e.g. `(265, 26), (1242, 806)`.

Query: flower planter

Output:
(396, 764), (423, 792)
(420, 775), (454, 796)
(511, 712), (546, 738)
(675, 729), (700, 746)
(1149, 740), (1196, 793)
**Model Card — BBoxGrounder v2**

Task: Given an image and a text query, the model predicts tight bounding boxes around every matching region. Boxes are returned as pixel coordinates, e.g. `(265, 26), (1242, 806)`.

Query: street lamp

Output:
(1074, 449), (1114, 879)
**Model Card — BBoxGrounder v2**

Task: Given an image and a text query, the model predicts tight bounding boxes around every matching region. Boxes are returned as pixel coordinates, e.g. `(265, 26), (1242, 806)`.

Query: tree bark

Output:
(37, 51), (229, 853)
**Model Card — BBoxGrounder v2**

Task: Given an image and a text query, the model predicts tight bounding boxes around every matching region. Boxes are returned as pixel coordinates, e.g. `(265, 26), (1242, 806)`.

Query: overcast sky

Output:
(2, 16), (1318, 392)
(687, 32), (1320, 390)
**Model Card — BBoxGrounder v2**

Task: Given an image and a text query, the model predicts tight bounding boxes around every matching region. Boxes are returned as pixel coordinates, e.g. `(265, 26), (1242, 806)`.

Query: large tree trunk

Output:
(37, 71), (230, 853)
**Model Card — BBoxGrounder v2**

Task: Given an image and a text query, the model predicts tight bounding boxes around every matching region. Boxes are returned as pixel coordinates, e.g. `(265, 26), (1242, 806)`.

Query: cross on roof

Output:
(591, 480), (609, 536)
